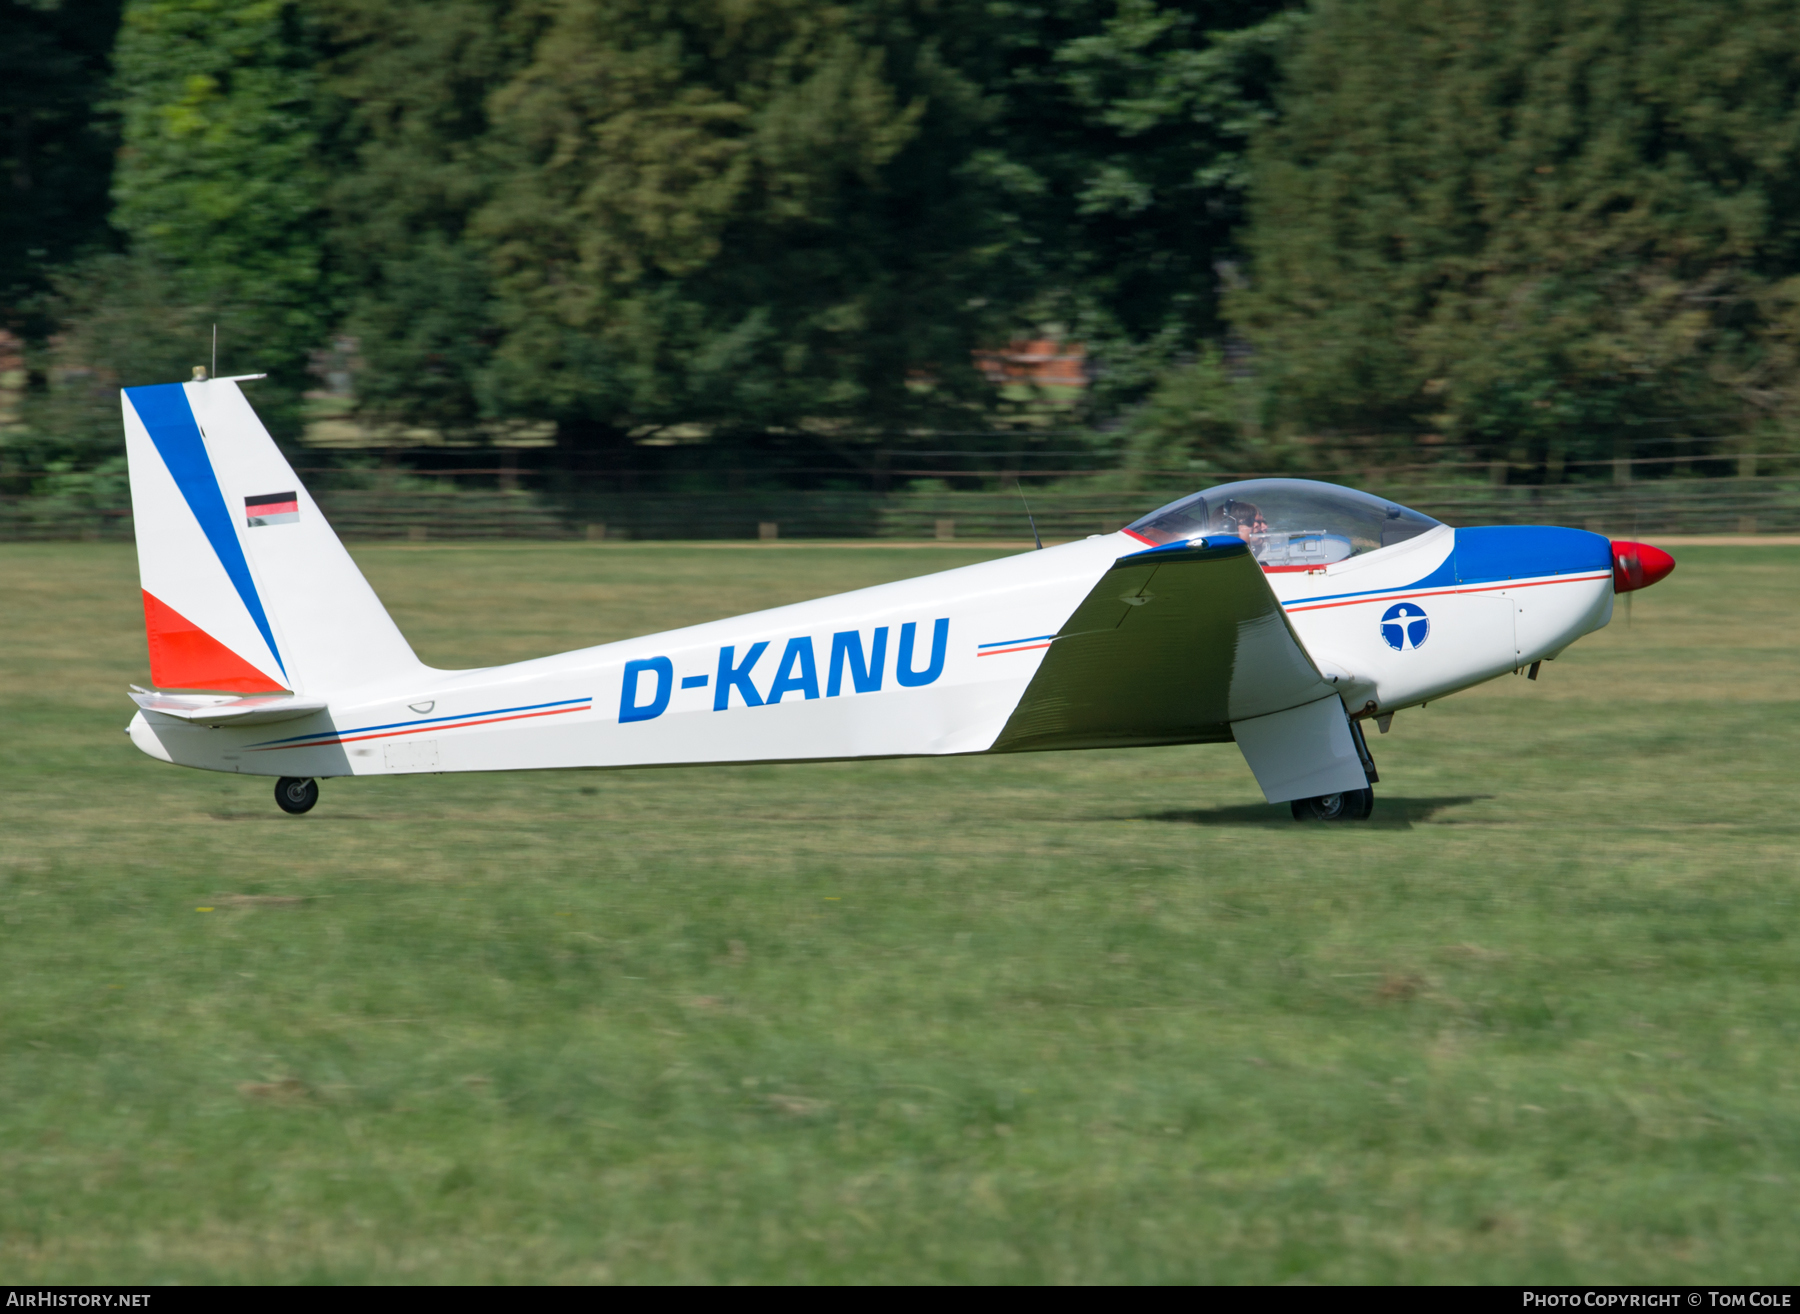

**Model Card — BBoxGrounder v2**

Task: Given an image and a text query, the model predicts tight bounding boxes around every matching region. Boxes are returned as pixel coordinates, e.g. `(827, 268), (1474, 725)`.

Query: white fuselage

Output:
(128, 525), (1614, 780)
(1274, 523), (1613, 715)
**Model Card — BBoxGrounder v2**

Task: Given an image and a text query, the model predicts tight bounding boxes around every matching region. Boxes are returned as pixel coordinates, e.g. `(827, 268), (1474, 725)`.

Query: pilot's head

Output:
(1223, 500), (1266, 535)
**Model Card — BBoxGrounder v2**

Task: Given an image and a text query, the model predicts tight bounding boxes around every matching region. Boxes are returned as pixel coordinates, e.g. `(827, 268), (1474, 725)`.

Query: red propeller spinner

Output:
(1611, 540), (1676, 593)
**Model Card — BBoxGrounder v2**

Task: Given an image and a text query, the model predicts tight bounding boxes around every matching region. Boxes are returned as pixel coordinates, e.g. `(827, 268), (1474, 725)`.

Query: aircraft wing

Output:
(989, 537), (1343, 755)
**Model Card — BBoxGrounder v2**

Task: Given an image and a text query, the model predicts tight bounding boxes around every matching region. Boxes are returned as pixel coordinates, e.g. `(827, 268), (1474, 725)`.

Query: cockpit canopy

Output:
(1125, 478), (1442, 567)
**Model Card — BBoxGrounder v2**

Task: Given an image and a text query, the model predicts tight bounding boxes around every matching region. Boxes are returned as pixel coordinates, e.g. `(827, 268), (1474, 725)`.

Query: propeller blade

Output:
(1610, 540), (1675, 594)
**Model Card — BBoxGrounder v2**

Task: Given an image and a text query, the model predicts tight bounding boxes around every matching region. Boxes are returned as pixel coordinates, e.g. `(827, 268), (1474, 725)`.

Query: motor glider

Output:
(119, 377), (1675, 819)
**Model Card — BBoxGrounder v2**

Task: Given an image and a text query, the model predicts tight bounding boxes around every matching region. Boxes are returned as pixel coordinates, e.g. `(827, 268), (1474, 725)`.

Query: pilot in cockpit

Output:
(1124, 478), (1441, 562)
(1219, 500), (1268, 541)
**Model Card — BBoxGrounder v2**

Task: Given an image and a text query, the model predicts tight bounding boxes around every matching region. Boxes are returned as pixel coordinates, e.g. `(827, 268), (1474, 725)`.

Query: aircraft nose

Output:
(1611, 540), (1675, 593)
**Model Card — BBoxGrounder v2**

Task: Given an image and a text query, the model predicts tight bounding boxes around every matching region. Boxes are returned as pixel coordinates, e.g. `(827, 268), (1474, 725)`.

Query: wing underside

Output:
(990, 539), (1338, 754)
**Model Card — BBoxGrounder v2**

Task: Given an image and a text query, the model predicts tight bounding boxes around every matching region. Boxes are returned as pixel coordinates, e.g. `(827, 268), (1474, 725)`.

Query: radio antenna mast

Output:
(1016, 481), (1043, 550)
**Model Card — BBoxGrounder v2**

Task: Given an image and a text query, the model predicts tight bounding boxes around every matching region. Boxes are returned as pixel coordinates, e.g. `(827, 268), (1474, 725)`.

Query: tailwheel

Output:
(275, 776), (319, 815)
(1290, 787), (1374, 822)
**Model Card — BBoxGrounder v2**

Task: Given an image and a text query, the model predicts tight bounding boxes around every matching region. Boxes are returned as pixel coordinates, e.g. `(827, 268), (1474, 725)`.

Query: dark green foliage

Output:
(320, 0), (1293, 458)
(1112, 344), (1280, 484)
(36, 0), (1800, 490)
(0, 0), (125, 319)
(107, 0), (331, 421)
(1236, 0), (1800, 469)
(944, 0), (1300, 401)
(12, 255), (218, 499)
(16, 0), (331, 463)
(319, 0), (536, 432)
(473, 0), (954, 443)
(11, 0), (1291, 479)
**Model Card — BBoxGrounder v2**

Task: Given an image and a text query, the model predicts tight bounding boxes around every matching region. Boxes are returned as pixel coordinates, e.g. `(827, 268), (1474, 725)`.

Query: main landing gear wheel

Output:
(275, 777), (319, 815)
(1291, 787), (1374, 822)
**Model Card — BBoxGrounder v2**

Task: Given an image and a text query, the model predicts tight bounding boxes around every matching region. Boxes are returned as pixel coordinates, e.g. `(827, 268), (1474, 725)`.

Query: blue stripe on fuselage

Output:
(247, 696), (593, 747)
(1285, 526), (1611, 607)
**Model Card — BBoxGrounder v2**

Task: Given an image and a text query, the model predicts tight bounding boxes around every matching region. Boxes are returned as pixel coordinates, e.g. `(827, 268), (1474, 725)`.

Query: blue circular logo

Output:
(1380, 602), (1430, 651)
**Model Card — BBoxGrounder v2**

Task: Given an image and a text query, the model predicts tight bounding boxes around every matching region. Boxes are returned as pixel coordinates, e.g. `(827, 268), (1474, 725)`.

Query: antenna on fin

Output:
(1016, 481), (1043, 550)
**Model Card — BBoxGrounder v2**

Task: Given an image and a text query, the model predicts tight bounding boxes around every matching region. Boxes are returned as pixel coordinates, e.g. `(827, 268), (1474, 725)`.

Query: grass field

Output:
(2, 540), (1797, 1283)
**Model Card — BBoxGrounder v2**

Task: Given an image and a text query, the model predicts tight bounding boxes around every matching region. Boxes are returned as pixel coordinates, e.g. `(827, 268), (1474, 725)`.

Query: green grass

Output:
(2, 540), (1797, 1283)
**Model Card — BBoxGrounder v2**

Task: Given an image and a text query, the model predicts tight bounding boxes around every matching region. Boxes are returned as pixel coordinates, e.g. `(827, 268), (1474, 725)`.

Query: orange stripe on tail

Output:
(142, 591), (286, 693)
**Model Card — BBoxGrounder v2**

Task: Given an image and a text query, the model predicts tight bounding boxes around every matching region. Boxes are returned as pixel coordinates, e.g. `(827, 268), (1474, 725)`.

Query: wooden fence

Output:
(5, 476), (1798, 542)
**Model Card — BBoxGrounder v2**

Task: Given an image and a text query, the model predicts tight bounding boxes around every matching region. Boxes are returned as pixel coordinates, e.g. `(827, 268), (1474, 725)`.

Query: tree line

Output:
(4, 0), (1799, 499)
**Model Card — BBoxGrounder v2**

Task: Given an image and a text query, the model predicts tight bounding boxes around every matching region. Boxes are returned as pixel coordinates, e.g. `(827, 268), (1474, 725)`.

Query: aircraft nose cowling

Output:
(1611, 540), (1675, 593)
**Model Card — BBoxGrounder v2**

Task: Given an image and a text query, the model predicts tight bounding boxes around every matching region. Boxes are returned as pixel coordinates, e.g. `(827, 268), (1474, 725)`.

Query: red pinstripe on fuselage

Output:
(1280, 571), (1613, 615)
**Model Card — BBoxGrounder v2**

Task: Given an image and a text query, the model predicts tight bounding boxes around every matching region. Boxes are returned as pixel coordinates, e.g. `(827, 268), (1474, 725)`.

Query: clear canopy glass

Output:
(1125, 478), (1441, 566)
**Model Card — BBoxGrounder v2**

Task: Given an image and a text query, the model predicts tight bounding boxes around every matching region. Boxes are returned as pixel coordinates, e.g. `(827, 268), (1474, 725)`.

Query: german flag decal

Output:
(245, 491), (298, 527)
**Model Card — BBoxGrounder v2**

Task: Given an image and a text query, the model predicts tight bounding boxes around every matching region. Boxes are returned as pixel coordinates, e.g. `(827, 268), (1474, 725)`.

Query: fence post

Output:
(586, 523), (606, 542)
(935, 518), (955, 541)
(758, 522), (779, 541)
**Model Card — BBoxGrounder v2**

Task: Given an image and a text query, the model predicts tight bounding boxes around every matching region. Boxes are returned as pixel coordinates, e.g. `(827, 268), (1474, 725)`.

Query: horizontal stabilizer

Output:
(129, 688), (328, 726)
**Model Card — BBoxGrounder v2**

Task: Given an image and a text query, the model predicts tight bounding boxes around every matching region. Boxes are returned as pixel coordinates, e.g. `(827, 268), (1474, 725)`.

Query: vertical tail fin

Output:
(122, 377), (424, 694)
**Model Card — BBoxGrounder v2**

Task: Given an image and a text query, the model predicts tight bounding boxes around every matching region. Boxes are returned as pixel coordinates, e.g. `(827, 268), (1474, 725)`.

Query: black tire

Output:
(274, 777), (319, 815)
(1290, 787), (1374, 822)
